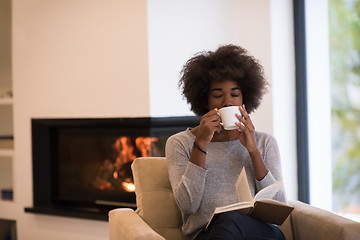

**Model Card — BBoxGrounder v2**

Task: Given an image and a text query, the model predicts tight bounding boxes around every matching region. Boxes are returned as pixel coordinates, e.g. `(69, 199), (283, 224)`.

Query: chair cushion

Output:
(132, 157), (184, 240)
(277, 214), (293, 240)
(289, 200), (360, 240)
(109, 208), (165, 240)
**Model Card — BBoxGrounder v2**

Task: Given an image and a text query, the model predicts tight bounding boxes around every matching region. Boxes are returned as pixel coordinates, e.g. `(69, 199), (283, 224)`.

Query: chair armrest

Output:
(289, 200), (360, 240)
(109, 208), (165, 240)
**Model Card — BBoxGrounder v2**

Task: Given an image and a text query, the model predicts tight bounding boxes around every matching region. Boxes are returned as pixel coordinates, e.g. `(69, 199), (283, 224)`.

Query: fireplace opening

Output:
(25, 117), (199, 220)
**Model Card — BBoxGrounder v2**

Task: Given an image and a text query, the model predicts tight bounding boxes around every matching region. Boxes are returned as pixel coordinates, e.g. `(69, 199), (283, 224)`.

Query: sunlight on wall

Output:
(306, 0), (332, 211)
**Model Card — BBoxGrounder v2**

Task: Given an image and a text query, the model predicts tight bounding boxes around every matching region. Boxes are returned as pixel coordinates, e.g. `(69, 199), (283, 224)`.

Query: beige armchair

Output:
(109, 157), (360, 240)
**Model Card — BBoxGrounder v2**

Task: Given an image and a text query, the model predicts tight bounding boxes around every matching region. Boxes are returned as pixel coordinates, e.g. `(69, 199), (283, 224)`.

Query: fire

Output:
(136, 137), (159, 157)
(94, 136), (161, 192)
(122, 182), (136, 192)
(114, 136), (137, 165)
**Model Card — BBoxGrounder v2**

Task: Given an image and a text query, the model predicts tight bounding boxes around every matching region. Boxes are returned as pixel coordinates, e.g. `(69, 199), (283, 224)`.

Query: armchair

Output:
(109, 157), (360, 240)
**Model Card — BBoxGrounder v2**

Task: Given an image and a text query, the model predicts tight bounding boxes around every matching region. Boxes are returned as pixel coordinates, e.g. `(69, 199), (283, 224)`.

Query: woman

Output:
(165, 44), (286, 240)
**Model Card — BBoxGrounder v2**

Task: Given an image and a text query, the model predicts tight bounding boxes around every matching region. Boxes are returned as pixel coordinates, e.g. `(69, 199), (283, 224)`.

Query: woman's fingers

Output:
(238, 104), (254, 131)
(207, 109), (222, 132)
(200, 109), (222, 135)
(203, 108), (220, 120)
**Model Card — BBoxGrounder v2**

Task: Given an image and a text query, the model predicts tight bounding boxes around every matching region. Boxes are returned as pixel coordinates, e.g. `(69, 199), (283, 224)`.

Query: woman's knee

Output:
(212, 212), (285, 240)
(208, 212), (246, 240)
(217, 211), (248, 224)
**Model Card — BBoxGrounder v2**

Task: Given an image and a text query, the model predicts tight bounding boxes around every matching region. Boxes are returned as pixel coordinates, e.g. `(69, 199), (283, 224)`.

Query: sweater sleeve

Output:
(255, 134), (287, 203)
(165, 134), (207, 215)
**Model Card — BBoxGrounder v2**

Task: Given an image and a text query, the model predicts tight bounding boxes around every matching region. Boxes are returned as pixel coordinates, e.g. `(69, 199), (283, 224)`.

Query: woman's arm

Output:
(165, 135), (207, 215)
(190, 109), (222, 168)
(166, 109), (221, 216)
(235, 104), (268, 180)
(256, 134), (286, 203)
(235, 105), (286, 202)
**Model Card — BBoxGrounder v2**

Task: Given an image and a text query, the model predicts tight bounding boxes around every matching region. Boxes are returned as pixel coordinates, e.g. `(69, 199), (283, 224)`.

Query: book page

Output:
(207, 201), (253, 229)
(256, 198), (288, 206)
(235, 167), (253, 202)
(253, 181), (283, 201)
(214, 201), (253, 214)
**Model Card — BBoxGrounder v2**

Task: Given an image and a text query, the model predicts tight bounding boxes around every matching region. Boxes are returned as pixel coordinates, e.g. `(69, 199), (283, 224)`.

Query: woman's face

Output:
(208, 80), (243, 110)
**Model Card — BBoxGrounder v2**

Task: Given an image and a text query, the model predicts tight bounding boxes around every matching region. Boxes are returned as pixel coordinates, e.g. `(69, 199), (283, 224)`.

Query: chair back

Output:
(132, 157), (185, 240)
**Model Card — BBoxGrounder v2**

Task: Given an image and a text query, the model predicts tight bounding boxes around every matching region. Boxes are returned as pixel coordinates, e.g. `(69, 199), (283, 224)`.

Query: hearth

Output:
(25, 117), (199, 221)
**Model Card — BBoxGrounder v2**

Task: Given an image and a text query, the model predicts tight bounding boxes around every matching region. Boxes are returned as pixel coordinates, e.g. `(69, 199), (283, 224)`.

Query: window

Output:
(304, 0), (360, 221)
(329, 0), (360, 221)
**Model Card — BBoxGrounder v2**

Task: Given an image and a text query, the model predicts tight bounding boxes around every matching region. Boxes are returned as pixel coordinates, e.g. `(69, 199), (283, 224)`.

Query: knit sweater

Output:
(165, 128), (286, 240)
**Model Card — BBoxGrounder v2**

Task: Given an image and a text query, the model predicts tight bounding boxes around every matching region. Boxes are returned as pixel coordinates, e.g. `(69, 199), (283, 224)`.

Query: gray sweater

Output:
(165, 128), (286, 240)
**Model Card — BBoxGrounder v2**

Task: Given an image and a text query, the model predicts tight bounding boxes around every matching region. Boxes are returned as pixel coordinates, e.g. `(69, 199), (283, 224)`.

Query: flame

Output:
(136, 137), (159, 157)
(95, 136), (162, 192)
(122, 182), (136, 192)
(113, 136), (137, 164)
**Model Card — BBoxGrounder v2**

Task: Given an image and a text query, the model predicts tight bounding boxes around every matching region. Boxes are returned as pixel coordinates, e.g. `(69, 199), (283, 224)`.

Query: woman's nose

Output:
(222, 96), (233, 107)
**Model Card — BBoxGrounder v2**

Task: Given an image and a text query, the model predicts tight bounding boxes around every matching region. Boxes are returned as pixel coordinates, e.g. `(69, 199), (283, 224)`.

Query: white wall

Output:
(305, 0), (332, 210)
(148, 0), (275, 136)
(13, 0), (150, 118)
(10, 0), (296, 239)
(12, 1), (148, 239)
(271, 0), (297, 201)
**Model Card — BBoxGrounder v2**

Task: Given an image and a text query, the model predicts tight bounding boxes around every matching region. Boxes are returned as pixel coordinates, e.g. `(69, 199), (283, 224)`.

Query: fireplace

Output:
(25, 117), (199, 221)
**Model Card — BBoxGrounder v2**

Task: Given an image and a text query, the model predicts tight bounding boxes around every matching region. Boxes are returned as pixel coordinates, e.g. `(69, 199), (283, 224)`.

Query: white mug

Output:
(218, 106), (241, 130)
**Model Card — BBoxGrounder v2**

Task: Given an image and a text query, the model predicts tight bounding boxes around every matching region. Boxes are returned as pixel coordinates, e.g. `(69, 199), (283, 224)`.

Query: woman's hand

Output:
(235, 105), (268, 180)
(190, 109), (221, 169)
(195, 109), (222, 147)
(235, 105), (257, 153)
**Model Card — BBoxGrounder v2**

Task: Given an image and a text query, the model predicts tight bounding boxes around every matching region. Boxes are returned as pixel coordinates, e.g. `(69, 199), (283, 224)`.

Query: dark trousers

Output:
(195, 211), (285, 240)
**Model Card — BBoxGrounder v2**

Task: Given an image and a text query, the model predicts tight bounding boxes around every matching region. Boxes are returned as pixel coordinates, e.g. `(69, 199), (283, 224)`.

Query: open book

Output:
(206, 167), (294, 229)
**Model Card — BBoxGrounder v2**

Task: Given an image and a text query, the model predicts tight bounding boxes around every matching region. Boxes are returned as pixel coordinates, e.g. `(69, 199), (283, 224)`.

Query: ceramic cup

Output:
(217, 106), (241, 130)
